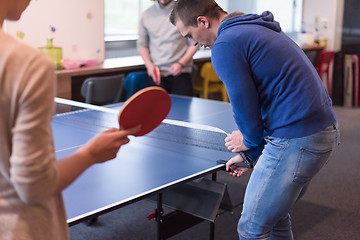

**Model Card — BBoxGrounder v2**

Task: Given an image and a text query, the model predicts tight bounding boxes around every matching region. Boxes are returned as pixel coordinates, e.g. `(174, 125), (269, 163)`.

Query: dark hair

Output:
(170, 0), (227, 27)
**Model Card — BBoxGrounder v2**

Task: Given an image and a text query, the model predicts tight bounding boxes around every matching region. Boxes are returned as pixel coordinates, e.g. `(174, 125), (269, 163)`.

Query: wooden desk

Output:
(301, 45), (325, 66)
(56, 51), (211, 100)
(301, 45), (325, 52)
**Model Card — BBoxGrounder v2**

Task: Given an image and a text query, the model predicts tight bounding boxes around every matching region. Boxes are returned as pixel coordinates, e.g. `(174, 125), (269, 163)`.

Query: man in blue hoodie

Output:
(170, 0), (339, 239)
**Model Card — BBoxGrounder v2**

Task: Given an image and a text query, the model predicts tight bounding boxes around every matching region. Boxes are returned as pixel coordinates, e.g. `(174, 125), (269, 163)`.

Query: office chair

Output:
(315, 50), (335, 97)
(353, 54), (359, 108)
(343, 54), (359, 108)
(193, 62), (228, 102)
(124, 71), (155, 100)
(80, 74), (125, 105)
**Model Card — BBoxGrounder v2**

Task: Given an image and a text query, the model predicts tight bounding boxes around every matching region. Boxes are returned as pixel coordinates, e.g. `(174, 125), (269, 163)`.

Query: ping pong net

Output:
(54, 98), (231, 152)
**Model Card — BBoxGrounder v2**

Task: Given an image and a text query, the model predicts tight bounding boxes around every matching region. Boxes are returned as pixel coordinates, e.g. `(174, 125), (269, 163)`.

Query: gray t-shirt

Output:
(137, 1), (193, 73)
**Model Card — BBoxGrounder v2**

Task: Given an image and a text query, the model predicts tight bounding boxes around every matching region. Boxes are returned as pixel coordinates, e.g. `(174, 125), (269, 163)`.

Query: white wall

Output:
(5, 0), (104, 62)
(255, 0), (302, 33)
(223, 0), (344, 50)
(303, 0), (344, 51)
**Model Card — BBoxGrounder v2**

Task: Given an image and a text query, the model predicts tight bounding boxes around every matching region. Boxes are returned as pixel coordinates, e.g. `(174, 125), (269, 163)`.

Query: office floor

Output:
(69, 105), (360, 240)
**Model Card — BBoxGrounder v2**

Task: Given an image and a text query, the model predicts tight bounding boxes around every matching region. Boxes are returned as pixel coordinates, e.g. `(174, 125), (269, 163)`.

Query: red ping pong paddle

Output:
(153, 67), (160, 85)
(118, 86), (171, 137)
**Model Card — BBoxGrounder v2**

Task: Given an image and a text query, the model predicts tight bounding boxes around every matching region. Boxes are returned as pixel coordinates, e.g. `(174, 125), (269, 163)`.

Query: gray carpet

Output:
(69, 106), (360, 240)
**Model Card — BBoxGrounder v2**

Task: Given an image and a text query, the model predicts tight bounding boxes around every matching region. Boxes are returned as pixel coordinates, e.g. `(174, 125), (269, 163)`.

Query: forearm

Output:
(54, 126), (140, 193)
(212, 43), (264, 147)
(54, 149), (95, 193)
(178, 46), (198, 66)
(139, 48), (154, 68)
(244, 140), (265, 163)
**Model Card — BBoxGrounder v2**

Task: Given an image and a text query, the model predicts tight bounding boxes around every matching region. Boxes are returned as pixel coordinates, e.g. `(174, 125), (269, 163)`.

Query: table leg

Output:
(156, 192), (163, 240)
(210, 221), (215, 240)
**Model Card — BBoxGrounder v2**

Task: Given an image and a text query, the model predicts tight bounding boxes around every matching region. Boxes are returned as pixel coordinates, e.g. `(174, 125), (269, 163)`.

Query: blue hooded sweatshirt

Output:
(211, 11), (336, 161)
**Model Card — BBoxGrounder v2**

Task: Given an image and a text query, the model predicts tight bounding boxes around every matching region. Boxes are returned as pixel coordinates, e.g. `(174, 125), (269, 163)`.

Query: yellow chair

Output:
(193, 62), (228, 102)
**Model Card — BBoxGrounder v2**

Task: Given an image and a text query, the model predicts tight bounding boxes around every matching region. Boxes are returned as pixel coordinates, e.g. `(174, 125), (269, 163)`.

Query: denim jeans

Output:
(238, 123), (340, 240)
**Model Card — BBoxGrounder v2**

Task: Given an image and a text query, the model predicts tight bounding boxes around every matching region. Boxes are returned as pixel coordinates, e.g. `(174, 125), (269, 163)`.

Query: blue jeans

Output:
(238, 123), (340, 240)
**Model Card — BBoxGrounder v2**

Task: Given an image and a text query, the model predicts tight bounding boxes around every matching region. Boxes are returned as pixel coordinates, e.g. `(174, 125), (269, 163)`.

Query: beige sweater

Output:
(0, 31), (69, 239)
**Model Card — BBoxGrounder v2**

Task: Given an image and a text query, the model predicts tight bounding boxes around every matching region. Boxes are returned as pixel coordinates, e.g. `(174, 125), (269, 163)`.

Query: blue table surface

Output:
(52, 96), (239, 224)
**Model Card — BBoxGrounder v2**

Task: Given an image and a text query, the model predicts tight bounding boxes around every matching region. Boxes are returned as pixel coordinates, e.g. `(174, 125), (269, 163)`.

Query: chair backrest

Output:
(317, 50), (335, 67)
(198, 61), (229, 102)
(191, 64), (198, 82)
(200, 62), (221, 83)
(124, 71), (155, 99)
(80, 74), (125, 105)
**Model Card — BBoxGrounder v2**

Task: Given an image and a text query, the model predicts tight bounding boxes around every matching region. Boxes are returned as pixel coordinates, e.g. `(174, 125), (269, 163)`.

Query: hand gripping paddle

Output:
(153, 67), (161, 85)
(118, 86), (171, 137)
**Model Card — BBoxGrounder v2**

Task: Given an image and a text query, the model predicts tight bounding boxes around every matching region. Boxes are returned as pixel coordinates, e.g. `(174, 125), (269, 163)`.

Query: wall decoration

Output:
(16, 31), (25, 39)
(49, 25), (56, 33)
(87, 12), (93, 20)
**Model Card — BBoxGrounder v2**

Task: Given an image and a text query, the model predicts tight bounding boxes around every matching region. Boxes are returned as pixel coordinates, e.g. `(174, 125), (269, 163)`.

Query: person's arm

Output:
(137, 13), (159, 82)
(139, 48), (158, 81)
(225, 130), (265, 162)
(212, 41), (264, 149)
(54, 126), (141, 193)
(168, 46), (198, 76)
(11, 53), (141, 204)
(212, 40), (265, 177)
(225, 130), (248, 152)
(225, 154), (251, 177)
(11, 54), (60, 204)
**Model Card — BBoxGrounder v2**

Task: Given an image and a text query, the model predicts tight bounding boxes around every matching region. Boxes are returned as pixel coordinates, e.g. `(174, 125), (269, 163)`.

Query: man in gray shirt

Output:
(137, 0), (198, 96)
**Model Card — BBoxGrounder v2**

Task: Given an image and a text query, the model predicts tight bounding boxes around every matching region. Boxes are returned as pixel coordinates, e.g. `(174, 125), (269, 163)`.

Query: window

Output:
(104, 0), (303, 41)
(104, 0), (303, 58)
(255, 0), (303, 33)
(104, 0), (154, 41)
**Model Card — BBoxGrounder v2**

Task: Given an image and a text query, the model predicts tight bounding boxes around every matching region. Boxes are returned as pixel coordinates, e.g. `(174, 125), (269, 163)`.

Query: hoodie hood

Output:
(218, 11), (281, 36)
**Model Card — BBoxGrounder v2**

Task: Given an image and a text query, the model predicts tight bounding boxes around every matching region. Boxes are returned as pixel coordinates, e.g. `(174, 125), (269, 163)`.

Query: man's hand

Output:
(146, 64), (160, 85)
(168, 62), (182, 76)
(225, 130), (249, 152)
(225, 155), (250, 177)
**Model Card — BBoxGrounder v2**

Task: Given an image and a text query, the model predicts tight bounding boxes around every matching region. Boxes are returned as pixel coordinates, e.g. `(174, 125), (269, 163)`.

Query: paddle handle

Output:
(153, 67), (160, 85)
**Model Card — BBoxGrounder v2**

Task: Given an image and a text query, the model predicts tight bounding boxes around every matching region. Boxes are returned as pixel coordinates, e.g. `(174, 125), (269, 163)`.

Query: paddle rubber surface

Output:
(118, 87), (171, 136)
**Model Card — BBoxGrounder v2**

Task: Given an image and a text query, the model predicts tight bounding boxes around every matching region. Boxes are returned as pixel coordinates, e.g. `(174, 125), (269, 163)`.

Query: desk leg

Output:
(56, 76), (72, 99)
(156, 192), (163, 240)
(210, 222), (215, 240)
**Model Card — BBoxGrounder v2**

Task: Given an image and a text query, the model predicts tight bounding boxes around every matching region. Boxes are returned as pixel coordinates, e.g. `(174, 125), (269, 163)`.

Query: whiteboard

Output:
(5, 0), (105, 62)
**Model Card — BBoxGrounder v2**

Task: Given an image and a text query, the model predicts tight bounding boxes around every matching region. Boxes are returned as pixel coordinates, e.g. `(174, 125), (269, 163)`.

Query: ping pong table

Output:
(53, 95), (240, 239)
